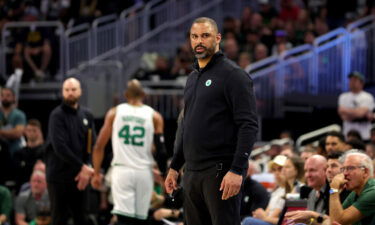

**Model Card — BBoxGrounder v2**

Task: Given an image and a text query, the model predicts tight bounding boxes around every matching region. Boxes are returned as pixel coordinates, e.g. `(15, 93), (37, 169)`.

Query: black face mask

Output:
(2, 100), (12, 108)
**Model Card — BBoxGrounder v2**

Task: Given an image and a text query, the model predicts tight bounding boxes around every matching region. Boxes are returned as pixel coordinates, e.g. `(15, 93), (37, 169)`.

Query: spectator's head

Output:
(238, 52), (251, 69)
(62, 77), (82, 108)
(254, 43), (268, 61)
(190, 17), (221, 60)
(125, 79), (146, 101)
(25, 119), (44, 147)
(314, 18), (329, 35)
(223, 38), (239, 61)
(325, 131), (347, 154)
(348, 71), (365, 93)
(304, 30), (315, 44)
(326, 151), (344, 182)
(1, 87), (16, 109)
(275, 30), (287, 44)
(281, 147), (294, 157)
(346, 129), (362, 142)
(300, 146), (317, 161)
(250, 13), (263, 30)
(267, 139), (283, 158)
(282, 156), (305, 184)
(33, 160), (46, 172)
(268, 155), (287, 184)
(346, 139), (365, 151)
(223, 16), (237, 34)
(365, 143), (375, 159)
(304, 155), (327, 190)
(340, 150), (373, 192)
(30, 170), (47, 199)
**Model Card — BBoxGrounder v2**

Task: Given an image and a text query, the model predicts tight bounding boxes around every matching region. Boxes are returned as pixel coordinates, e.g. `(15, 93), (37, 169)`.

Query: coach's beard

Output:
(194, 44), (216, 59)
(63, 97), (79, 107)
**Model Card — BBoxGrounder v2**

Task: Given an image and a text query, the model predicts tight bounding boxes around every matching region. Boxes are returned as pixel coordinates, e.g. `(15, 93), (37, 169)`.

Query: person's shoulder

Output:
(17, 188), (31, 199)
(12, 108), (26, 116)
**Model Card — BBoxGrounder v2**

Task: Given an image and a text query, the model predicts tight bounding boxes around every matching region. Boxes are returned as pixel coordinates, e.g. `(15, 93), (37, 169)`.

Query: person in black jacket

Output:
(46, 77), (96, 225)
(165, 17), (258, 225)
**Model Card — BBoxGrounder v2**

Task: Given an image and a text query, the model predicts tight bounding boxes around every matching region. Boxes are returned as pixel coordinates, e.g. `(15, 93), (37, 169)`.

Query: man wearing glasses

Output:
(330, 150), (375, 225)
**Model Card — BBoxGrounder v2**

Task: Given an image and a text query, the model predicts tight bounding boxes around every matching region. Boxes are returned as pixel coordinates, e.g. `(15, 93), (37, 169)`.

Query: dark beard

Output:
(1, 100), (12, 108)
(193, 43), (216, 59)
(63, 98), (78, 107)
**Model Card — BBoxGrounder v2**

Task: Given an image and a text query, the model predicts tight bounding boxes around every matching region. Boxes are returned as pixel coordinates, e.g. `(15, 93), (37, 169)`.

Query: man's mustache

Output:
(194, 44), (207, 51)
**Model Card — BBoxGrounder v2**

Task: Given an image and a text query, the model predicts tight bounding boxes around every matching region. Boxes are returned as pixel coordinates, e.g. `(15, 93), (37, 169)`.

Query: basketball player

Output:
(91, 79), (167, 225)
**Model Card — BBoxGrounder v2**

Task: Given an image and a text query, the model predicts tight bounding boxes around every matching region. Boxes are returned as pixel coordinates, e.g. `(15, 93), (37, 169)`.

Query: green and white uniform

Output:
(111, 103), (154, 219)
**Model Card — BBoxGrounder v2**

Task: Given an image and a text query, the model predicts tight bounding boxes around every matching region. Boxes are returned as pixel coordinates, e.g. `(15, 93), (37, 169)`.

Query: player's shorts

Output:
(111, 165), (153, 219)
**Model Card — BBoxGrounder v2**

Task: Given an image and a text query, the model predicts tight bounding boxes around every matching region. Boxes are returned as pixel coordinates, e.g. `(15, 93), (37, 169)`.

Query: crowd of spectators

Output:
(136, 0), (375, 82)
(0, 0), (143, 83)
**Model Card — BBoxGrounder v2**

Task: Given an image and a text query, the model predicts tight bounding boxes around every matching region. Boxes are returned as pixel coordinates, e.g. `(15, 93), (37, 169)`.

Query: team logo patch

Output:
(205, 79), (212, 86)
(83, 118), (88, 126)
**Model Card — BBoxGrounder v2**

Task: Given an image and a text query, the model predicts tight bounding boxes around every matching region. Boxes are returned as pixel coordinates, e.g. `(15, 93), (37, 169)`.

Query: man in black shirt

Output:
(46, 77), (96, 225)
(165, 17), (258, 225)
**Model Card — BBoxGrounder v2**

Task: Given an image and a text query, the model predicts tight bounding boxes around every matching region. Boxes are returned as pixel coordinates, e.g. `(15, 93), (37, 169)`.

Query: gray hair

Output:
(340, 149), (373, 176)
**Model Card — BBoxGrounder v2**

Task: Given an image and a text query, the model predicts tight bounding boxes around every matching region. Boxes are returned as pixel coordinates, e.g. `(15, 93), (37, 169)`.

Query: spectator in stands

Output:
(223, 37), (239, 62)
(300, 146), (317, 161)
(365, 143), (375, 160)
(326, 151), (344, 183)
(278, 0), (301, 22)
(370, 127), (375, 145)
(147, 55), (172, 80)
(346, 139), (366, 151)
(40, 0), (71, 22)
(314, 17), (329, 36)
(317, 136), (328, 157)
(15, 170), (50, 225)
(0, 87), (27, 156)
(338, 71), (375, 141)
(284, 155), (328, 223)
(253, 43), (269, 62)
(258, 0), (278, 26)
(0, 185), (12, 225)
(330, 150), (375, 225)
(303, 30), (316, 44)
(237, 52), (252, 70)
(23, 26), (52, 82)
(272, 30), (292, 55)
(242, 155), (304, 225)
(239, 6), (253, 33)
(346, 129), (363, 142)
(325, 131), (347, 154)
(240, 160), (270, 219)
(304, 155), (328, 213)
(14, 119), (45, 188)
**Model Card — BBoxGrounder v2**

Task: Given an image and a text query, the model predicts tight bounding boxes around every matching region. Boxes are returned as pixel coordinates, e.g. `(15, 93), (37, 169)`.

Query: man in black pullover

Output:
(46, 77), (96, 225)
(165, 17), (258, 225)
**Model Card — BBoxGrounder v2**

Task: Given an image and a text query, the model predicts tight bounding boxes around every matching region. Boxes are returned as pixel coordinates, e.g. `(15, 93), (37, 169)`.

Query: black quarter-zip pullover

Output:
(171, 51), (258, 174)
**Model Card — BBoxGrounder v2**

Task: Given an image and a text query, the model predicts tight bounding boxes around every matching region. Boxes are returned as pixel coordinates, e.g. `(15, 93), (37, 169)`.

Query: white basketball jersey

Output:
(111, 103), (155, 170)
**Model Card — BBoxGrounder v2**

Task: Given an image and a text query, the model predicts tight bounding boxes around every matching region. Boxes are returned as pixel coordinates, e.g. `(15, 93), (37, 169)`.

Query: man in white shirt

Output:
(338, 71), (375, 140)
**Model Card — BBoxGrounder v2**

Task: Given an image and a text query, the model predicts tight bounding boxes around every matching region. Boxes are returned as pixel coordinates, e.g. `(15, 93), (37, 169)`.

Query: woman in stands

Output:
(242, 155), (305, 225)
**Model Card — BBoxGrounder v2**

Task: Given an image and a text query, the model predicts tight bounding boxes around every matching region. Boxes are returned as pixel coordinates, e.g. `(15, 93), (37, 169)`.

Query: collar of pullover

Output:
(193, 51), (224, 73)
(61, 102), (79, 113)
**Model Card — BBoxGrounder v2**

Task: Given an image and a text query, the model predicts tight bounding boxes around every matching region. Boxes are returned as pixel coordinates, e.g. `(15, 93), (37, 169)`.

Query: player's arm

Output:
(92, 107), (116, 174)
(91, 107), (116, 189)
(153, 111), (167, 175)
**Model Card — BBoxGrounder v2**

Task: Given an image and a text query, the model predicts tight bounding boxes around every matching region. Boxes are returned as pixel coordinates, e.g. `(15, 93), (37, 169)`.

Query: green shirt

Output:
(0, 108), (26, 155)
(342, 178), (375, 225)
(0, 185), (12, 219)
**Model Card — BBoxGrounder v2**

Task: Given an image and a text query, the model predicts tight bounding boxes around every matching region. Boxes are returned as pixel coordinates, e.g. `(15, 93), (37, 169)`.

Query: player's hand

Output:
(220, 171), (242, 200)
(91, 172), (103, 190)
(75, 165), (94, 190)
(164, 168), (179, 194)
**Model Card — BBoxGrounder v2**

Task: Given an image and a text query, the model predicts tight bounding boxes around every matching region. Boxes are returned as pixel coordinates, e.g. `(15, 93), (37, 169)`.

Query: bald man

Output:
(46, 77), (96, 225)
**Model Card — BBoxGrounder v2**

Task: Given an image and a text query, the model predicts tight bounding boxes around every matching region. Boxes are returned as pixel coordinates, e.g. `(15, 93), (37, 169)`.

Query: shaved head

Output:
(62, 77), (82, 108)
(125, 79), (145, 100)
